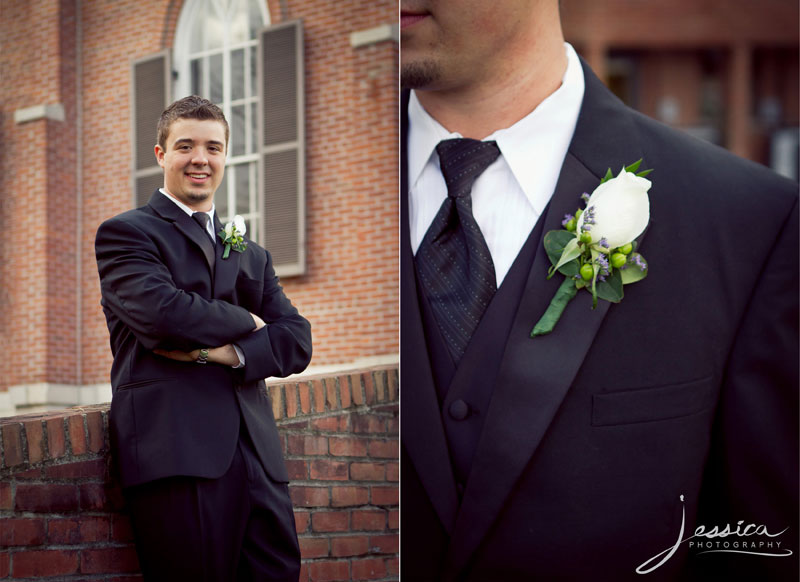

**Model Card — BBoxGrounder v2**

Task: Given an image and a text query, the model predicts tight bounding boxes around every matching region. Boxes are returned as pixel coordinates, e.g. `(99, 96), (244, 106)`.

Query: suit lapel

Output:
(148, 191), (216, 281)
(400, 90), (460, 534)
(443, 60), (648, 576)
(212, 213), (243, 299)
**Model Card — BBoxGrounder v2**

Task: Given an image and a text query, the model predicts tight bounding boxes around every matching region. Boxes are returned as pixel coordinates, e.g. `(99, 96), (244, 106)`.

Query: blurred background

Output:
(562, 0), (799, 180)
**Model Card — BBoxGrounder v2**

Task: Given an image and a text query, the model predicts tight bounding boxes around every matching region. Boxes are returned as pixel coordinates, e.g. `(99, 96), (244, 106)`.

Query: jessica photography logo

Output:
(636, 495), (792, 575)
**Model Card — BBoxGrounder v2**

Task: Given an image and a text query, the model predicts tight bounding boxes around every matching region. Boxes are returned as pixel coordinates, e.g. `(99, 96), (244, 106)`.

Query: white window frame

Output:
(172, 0), (270, 241)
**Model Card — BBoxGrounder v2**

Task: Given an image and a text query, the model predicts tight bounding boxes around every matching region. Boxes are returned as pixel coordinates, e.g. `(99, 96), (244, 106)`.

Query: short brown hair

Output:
(157, 95), (230, 149)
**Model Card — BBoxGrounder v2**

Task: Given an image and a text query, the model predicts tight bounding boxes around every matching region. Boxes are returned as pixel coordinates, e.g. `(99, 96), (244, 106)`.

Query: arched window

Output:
(173, 0), (270, 242)
(131, 1), (304, 275)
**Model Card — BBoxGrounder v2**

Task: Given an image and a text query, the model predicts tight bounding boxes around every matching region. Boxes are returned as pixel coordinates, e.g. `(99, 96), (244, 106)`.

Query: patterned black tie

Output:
(415, 138), (501, 364)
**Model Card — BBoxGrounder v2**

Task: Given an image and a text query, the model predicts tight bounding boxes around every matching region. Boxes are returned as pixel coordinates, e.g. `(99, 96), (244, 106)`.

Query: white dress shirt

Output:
(407, 43), (585, 287)
(158, 188), (245, 368)
(159, 188), (216, 241)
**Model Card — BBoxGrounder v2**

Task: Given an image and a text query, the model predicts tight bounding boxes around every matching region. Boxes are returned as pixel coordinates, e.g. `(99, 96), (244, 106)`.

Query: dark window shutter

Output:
(131, 51), (171, 208)
(259, 21), (305, 276)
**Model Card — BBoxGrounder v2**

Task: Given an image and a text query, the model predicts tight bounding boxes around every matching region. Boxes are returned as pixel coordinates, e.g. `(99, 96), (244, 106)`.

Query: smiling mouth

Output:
(186, 172), (210, 181)
(401, 11), (429, 29)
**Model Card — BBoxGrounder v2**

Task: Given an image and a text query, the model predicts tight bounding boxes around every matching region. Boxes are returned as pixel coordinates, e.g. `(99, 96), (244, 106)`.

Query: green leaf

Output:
(554, 238), (582, 274)
(531, 277), (578, 337)
(596, 269), (624, 302)
(625, 159), (642, 173)
(544, 230), (581, 277)
(600, 168), (614, 184)
(544, 230), (576, 264)
(637, 168), (653, 178)
(620, 252), (648, 285)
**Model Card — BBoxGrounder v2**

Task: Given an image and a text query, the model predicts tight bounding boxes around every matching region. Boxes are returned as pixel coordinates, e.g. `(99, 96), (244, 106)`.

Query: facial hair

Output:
(400, 60), (442, 89)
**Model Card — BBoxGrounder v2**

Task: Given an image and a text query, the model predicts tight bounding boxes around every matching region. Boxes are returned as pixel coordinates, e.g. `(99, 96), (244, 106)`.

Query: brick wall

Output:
(0, 365), (398, 581)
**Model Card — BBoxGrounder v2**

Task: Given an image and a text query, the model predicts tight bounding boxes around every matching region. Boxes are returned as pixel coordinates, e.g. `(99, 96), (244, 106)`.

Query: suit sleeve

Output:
(95, 216), (256, 351)
(235, 247), (312, 382)
(695, 198), (799, 580)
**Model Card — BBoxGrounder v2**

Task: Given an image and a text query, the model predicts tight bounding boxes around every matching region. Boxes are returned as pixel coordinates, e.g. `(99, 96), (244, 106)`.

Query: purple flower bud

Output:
(595, 254), (610, 277)
(562, 213), (574, 228)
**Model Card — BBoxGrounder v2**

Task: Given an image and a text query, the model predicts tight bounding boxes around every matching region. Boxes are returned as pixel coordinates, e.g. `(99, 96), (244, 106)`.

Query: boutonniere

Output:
(531, 160), (653, 337)
(218, 214), (247, 259)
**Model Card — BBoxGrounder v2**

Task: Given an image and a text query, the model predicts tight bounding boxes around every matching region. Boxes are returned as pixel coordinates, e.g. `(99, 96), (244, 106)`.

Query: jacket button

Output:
(448, 399), (470, 420)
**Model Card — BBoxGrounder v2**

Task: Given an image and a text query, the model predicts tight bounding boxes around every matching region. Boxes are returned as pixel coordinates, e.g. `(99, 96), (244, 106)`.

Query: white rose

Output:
(233, 214), (247, 236)
(576, 168), (651, 249)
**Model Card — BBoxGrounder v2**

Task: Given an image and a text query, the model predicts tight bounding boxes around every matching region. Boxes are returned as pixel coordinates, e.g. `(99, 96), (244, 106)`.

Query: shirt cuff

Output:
(232, 344), (245, 368)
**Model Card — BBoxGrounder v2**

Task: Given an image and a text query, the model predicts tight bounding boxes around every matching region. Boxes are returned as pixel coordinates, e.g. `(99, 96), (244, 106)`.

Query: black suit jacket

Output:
(96, 191), (312, 488)
(401, 61), (798, 580)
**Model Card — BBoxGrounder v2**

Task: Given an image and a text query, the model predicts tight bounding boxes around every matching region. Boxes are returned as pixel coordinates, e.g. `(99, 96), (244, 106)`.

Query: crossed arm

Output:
(154, 313), (265, 366)
(96, 217), (311, 377)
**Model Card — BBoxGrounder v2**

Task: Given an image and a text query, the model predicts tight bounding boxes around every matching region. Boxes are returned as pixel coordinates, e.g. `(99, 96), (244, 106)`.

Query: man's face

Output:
(400, 0), (545, 91)
(155, 118), (227, 210)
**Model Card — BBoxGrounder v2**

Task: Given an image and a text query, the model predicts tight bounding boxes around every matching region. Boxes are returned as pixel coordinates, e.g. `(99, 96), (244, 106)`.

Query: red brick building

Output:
(0, 0), (399, 416)
(563, 0), (799, 178)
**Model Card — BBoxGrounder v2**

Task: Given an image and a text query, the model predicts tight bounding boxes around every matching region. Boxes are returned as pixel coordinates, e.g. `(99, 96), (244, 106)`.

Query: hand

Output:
(251, 312), (266, 330)
(154, 344), (241, 367)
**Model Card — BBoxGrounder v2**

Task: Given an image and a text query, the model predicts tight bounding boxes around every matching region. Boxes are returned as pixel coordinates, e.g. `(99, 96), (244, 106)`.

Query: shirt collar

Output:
(159, 188), (216, 220)
(407, 43), (585, 215)
(407, 91), (457, 192)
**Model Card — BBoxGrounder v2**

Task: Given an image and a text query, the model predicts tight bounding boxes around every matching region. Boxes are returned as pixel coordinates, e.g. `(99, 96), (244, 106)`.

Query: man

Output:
(400, 2), (797, 580)
(95, 96), (312, 581)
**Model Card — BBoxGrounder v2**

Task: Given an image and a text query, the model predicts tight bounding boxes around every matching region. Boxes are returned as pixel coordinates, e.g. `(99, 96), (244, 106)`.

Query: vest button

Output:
(448, 399), (470, 420)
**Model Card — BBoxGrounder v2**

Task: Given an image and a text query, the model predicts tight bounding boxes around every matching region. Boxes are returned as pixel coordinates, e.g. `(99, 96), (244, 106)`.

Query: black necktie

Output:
(415, 138), (501, 365)
(192, 211), (211, 238)
(192, 212), (216, 271)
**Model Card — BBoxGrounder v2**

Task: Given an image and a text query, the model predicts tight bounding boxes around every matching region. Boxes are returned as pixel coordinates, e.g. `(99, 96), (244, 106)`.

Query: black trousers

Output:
(124, 429), (300, 581)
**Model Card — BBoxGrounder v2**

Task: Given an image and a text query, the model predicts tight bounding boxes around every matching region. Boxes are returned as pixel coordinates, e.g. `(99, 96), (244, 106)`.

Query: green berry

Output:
(565, 218), (576, 232)
(580, 263), (594, 281)
(618, 243), (633, 255)
(579, 231), (592, 244)
(611, 253), (627, 269)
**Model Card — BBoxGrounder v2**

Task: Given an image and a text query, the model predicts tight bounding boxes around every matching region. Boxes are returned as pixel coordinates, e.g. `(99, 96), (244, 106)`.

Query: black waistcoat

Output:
(415, 209), (549, 491)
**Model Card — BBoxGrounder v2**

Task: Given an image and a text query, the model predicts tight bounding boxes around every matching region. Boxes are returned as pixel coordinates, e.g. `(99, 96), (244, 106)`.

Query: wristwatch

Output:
(196, 348), (209, 364)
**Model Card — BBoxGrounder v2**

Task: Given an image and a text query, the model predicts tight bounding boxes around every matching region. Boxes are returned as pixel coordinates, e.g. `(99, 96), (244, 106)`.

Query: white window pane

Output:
(249, 101), (257, 153)
(235, 162), (250, 215)
(209, 53), (223, 103)
(216, 170), (229, 218)
(248, 0), (266, 39)
(231, 9), (248, 45)
(190, 58), (203, 96)
(189, 6), (204, 53)
(248, 44), (257, 99)
(231, 105), (246, 157)
(231, 49), (245, 101)
(205, 12), (224, 51)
